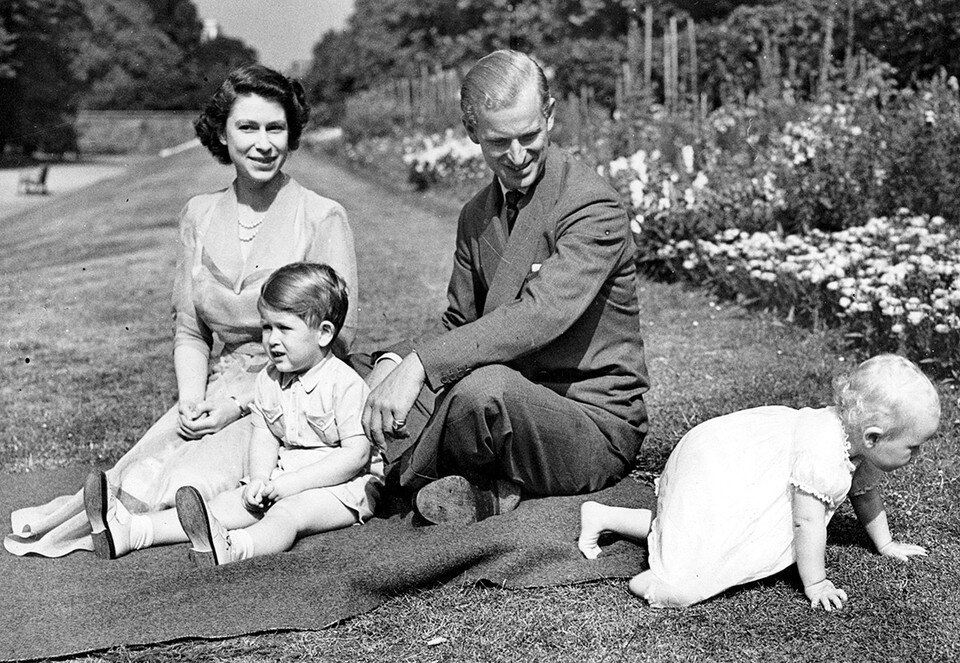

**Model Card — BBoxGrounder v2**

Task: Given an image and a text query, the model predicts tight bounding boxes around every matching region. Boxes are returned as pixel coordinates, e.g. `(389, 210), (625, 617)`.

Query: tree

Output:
(855, 0), (960, 84)
(74, 0), (257, 110)
(142, 0), (201, 51)
(0, 0), (87, 154)
(73, 0), (184, 109)
(187, 35), (259, 103)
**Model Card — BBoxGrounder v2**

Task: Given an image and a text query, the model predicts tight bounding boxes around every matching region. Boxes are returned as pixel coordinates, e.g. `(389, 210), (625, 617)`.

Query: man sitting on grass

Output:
(361, 49), (650, 524)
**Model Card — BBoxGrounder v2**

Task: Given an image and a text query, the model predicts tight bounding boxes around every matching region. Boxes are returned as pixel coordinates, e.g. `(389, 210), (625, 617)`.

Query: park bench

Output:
(16, 164), (49, 195)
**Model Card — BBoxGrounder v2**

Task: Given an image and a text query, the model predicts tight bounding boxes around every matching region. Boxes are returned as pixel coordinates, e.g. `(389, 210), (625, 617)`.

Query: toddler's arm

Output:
(793, 490), (848, 611)
(262, 434), (372, 502)
(244, 425), (281, 510)
(850, 487), (927, 561)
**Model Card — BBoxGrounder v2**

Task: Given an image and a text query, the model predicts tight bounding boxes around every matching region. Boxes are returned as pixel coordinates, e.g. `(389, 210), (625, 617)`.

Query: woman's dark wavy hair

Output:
(194, 63), (311, 165)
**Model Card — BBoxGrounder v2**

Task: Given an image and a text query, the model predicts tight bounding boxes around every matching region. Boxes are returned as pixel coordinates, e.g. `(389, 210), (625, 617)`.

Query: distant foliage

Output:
(0, 0), (259, 154)
(307, 0), (960, 127)
(0, 0), (88, 154)
(74, 0), (258, 111)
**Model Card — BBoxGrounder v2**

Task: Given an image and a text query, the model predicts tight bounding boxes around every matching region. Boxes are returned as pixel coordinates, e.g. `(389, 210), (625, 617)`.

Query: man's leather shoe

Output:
(415, 475), (520, 525)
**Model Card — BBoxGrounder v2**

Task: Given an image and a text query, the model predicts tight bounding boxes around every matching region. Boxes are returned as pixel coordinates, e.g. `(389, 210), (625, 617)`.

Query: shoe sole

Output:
(83, 470), (116, 559)
(175, 486), (219, 567)
(416, 476), (522, 525)
(416, 475), (478, 525)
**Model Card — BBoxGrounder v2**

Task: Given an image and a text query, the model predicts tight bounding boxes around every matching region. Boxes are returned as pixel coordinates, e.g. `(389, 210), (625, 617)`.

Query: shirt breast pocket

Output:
(260, 403), (285, 439)
(305, 411), (339, 447)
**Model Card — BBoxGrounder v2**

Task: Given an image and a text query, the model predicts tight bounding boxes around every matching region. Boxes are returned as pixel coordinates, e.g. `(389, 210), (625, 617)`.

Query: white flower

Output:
(608, 157), (629, 177)
(629, 179), (646, 209)
(681, 145), (695, 174)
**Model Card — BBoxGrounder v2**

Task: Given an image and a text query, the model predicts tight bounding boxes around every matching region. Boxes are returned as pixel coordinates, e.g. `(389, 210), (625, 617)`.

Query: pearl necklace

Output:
(238, 212), (266, 242)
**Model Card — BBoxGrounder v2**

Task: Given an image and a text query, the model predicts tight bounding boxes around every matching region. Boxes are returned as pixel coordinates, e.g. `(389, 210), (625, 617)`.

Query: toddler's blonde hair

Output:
(833, 354), (940, 434)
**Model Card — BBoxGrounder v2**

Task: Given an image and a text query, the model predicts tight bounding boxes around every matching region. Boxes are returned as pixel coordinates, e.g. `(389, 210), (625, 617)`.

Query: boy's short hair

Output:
(259, 262), (348, 337)
(833, 354), (940, 433)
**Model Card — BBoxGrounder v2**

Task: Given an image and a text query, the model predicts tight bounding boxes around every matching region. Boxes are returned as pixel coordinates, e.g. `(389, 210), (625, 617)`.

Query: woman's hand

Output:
(804, 579), (848, 611)
(878, 540), (928, 562)
(177, 397), (241, 439)
(177, 399), (203, 439)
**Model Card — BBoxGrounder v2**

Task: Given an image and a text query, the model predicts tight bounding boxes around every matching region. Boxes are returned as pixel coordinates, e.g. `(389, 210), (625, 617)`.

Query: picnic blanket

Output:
(0, 467), (653, 661)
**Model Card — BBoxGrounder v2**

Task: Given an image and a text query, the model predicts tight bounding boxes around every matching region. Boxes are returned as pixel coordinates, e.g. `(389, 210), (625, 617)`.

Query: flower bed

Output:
(654, 210), (960, 377)
(402, 130), (486, 190)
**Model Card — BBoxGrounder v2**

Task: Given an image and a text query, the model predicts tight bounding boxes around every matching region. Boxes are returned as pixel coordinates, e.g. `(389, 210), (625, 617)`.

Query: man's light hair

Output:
(460, 50), (552, 133)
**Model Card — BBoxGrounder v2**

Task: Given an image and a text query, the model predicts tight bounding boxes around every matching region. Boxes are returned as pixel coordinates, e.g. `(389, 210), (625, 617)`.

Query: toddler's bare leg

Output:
(629, 570), (702, 608)
(578, 501), (652, 559)
(628, 570), (655, 598)
(241, 490), (356, 558)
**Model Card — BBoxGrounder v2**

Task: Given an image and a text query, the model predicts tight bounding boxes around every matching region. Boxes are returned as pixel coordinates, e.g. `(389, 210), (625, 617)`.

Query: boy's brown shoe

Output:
(176, 486), (237, 567)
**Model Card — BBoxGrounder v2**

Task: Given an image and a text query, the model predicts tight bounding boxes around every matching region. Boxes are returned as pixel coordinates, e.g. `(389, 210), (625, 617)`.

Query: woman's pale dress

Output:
(641, 406), (882, 608)
(5, 175), (357, 557)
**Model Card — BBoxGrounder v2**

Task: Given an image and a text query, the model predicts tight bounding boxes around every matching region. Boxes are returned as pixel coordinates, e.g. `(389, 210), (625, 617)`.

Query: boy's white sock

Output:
(228, 528), (254, 561)
(128, 514), (154, 550)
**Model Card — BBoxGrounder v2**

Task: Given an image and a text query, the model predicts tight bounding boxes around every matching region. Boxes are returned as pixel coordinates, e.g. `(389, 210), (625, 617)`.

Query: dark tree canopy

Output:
(1, 0), (259, 154)
(0, 0), (88, 154)
(304, 0), (960, 122)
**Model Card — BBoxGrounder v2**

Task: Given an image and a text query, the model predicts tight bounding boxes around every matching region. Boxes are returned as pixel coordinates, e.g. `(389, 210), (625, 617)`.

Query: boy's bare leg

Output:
(239, 490), (356, 558)
(578, 501), (652, 560)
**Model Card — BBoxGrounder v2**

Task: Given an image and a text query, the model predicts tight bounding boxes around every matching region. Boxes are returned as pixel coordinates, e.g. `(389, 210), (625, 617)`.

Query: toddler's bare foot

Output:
(578, 500), (607, 559)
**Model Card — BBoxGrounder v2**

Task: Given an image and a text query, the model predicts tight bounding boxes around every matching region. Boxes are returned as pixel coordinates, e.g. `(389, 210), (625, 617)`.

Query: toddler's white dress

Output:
(641, 405), (875, 608)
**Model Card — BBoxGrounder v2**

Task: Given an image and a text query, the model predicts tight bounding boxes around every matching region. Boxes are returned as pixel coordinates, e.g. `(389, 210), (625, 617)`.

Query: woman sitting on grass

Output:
(5, 63), (358, 558)
(84, 263), (382, 564)
(579, 354), (940, 610)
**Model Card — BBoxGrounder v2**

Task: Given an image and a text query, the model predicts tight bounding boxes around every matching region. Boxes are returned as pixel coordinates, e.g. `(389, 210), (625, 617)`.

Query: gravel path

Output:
(0, 160), (132, 221)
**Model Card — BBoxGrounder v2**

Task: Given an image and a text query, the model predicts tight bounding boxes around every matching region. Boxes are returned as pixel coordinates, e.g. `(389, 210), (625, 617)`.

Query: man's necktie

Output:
(504, 189), (523, 234)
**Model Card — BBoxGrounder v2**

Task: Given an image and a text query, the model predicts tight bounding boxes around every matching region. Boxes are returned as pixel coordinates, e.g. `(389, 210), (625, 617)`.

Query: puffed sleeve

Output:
(789, 411), (854, 508)
(303, 199), (358, 356)
(172, 199), (214, 355)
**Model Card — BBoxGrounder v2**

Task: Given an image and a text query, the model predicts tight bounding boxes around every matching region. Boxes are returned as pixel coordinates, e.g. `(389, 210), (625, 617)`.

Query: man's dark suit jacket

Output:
(413, 144), (649, 450)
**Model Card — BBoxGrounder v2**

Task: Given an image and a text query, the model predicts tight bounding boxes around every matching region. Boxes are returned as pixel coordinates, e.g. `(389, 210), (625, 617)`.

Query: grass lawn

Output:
(2, 145), (959, 662)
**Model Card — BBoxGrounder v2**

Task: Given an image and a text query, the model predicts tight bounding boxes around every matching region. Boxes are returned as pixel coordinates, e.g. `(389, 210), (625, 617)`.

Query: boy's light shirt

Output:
(251, 354), (375, 473)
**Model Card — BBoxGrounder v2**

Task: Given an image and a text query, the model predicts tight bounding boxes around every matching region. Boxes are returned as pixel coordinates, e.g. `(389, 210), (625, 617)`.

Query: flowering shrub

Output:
(402, 130), (487, 190)
(657, 210), (960, 377)
(601, 147), (716, 277)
